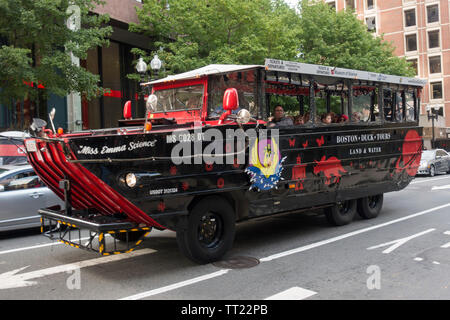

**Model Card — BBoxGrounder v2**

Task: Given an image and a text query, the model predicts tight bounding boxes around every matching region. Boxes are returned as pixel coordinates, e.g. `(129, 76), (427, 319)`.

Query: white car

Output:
(0, 164), (64, 232)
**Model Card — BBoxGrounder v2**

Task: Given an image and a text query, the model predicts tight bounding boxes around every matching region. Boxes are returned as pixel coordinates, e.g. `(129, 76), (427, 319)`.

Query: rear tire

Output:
(324, 200), (357, 226)
(176, 196), (235, 264)
(357, 194), (383, 219)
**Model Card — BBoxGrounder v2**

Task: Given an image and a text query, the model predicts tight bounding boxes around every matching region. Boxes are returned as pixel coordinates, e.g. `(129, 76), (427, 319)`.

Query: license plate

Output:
(25, 140), (37, 152)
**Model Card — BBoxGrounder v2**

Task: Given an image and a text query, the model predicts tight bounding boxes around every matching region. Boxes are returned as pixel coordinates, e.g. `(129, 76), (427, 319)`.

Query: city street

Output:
(0, 174), (449, 300)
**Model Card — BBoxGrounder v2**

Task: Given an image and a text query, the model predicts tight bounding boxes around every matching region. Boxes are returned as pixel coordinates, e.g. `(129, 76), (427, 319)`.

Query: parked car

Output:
(0, 164), (64, 232)
(417, 149), (450, 177)
(0, 131), (29, 165)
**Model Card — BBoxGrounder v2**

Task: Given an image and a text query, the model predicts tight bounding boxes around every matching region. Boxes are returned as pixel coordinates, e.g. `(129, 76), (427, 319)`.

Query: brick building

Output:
(326, 0), (450, 147)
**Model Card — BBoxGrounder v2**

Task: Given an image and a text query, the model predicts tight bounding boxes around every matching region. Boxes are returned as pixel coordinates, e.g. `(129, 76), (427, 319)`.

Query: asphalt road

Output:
(1, 174), (450, 301)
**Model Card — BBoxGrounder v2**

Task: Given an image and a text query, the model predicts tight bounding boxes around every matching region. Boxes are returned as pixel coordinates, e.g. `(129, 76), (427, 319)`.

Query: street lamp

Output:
(150, 54), (162, 80)
(136, 57), (148, 75)
(135, 57), (148, 118)
(427, 105), (443, 149)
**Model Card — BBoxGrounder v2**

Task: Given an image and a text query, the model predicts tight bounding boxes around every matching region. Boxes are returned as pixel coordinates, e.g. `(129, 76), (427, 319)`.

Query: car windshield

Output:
(153, 84), (204, 113)
(421, 151), (435, 160)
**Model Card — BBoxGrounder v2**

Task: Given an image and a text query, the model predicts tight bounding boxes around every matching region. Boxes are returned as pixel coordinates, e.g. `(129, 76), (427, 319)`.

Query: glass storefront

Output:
(83, 41), (142, 129)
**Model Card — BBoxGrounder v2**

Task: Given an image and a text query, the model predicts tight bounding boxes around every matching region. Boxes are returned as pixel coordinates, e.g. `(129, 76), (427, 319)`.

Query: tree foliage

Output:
(130, 0), (415, 79)
(0, 0), (112, 106)
(129, 0), (301, 75)
(297, 0), (415, 77)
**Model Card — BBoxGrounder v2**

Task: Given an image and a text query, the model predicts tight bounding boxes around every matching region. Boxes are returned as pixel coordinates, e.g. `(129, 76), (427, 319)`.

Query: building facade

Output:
(326, 0), (450, 148)
(0, 0), (150, 132)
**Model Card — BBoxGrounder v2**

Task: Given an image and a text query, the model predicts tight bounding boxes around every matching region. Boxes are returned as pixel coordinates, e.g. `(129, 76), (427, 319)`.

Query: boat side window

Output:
(394, 91), (404, 122)
(383, 89), (394, 122)
(208, 71), (258, 119)
(405, 90), (416, 121)
(352, 85), (379, 123)
(313, 78), (348, 125)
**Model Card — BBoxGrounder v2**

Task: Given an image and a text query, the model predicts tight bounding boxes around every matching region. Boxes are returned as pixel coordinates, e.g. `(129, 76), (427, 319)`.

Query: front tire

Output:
(357, 194), (383, 219)
(429, 165), (435, 177)
(176, 196), (235, 264)
(324, 199), (357, 226)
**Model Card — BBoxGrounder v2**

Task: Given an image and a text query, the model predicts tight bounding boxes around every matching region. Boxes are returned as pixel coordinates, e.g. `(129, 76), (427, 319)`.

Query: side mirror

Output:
(223, 88), (239, 111)
(146, 94), (158, 113)
(123, 101), (132, 120)
(219, 88), (239, 124)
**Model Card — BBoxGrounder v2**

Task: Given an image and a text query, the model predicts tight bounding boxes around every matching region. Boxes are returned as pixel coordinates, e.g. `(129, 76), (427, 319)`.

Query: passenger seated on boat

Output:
(321, 112), (333, 124)
(338, 114), (349, 123)
(303, 112), (310, 123)
(267, 106), (293, 127)
(352, 111), (362, 122)
(294, 115), (304, 125)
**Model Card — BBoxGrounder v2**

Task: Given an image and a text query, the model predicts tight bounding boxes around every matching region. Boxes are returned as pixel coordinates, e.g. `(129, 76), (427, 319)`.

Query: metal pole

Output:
(432, 114), (435, 149)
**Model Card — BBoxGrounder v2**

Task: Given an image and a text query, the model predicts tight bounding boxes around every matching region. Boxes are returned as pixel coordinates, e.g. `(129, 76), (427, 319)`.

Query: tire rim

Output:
(337, 201), (351, 215)
(368, 196), (380, 209)
(430, 166), (435, 176)
(198, 212), (223, 248)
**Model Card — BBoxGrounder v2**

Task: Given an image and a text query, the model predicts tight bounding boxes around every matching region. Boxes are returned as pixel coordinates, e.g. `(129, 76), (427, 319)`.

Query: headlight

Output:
(125, 173), (137, 188)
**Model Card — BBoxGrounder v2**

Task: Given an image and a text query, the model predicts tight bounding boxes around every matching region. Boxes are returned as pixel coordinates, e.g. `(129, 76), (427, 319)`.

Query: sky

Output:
(284, 0), (300, 12)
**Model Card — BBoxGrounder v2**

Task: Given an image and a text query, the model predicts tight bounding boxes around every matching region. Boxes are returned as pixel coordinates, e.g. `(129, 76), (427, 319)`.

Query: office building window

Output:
(429, 56), (441, 74)
(346, 0), (355, 10)
(366, 0), (374, 10)
(326, 1), (336, 9)
(366, 16), (376, 32)
(428, 30), (440, 49)
(427, 4), (439, 23)
(405, 34), (417, 51)
(407, 58), (418, 76)
(430, 82), (443, 100)
(404, 9), (416, 27)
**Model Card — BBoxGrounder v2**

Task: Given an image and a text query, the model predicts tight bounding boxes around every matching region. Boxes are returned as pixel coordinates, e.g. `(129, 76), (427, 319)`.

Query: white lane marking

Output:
(0, 233), (120, 256)
(0, 236), (92, 256)
(121, 203), (450, 300)
(119, 269), (230, 300)
(431, 184), (450, 190)
(366, 229), (436, 254)
(260, 203), (450, 262)
(432, 261), (440, 265)
(265, 287), (317, 300)
(411, 176), (450, 184)
(414, 257), (423, 261)
(0, 216), (40, 223)
(0, 249), (156, 290)
(441, 231), (450, 248)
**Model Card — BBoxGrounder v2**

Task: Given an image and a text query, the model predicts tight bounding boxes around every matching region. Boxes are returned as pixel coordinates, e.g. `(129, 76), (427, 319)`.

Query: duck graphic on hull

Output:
(245, 137), (286, 191)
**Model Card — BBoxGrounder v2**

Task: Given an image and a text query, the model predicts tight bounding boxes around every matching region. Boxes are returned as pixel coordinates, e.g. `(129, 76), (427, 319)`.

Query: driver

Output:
(267, 106), (293, 127)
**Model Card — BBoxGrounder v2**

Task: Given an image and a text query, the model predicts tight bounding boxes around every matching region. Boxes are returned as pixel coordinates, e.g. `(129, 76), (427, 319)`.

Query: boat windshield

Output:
(153, 84), (204, 113)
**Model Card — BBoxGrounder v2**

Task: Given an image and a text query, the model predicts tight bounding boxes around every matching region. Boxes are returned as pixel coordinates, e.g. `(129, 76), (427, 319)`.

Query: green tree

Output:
(0, 0), (112, 108)
(129, 0), (301, 75)
(297, 0), (415, 77)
